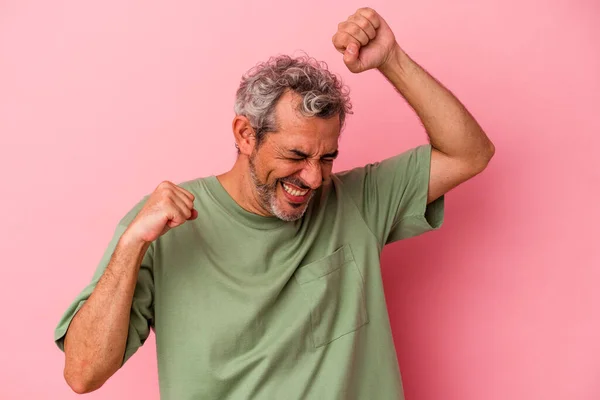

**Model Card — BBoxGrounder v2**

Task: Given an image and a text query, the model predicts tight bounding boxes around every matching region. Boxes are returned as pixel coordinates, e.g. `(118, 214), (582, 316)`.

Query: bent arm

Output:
(63, 233), (150, 394)
(379, 44), (495, 203)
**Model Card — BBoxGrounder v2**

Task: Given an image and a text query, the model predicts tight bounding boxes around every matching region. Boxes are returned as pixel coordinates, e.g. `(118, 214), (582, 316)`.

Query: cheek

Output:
(265, 162), (301, 183)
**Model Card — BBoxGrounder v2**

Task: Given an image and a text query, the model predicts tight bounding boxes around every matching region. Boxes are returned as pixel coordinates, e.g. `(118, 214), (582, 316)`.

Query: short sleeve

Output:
(335, 144), (445, 246)
(54, 203), (155, 366)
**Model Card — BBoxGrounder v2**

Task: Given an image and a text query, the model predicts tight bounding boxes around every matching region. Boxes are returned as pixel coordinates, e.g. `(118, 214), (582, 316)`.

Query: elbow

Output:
(486, 139), (496, 160)
(62, 334), (121, 395)
(472, 139), (495, 175)
(64, 363), (106, 395)
(67, 382), (93, 395)
(65, 373), (94, 395)
(484, 139), (496, 166)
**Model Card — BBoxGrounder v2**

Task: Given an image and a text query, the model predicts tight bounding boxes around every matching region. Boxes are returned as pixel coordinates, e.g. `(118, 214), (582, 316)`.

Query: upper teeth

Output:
(283, 182), (309, 197)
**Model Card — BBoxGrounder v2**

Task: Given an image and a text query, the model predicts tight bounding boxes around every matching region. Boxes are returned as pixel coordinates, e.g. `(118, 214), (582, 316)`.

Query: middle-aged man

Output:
(55, 7), (495, 399)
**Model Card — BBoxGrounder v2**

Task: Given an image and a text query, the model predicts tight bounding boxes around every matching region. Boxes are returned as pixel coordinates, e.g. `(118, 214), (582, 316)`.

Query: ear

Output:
(232, 115), (256, 156)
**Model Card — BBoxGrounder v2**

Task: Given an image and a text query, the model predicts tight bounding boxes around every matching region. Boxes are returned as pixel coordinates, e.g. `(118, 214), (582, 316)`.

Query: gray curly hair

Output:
(234, 54), (353, 150)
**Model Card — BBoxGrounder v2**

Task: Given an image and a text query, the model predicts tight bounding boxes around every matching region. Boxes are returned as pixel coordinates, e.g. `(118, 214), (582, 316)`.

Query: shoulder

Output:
(333, 145), (431, 181)
(176, 176), (212, 195)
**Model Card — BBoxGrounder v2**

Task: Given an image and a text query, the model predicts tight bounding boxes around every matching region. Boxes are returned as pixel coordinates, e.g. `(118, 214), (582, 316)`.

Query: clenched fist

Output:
(332, 7), (398, 73)
(124, 181), (198, 244)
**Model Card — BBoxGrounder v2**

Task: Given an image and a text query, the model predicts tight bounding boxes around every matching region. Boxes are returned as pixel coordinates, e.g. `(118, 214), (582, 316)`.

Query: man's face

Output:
(248, 92), (341, 221)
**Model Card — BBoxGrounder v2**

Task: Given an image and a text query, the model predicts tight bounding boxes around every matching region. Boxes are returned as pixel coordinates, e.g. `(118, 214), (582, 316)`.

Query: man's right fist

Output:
(123, 181), (198, 244)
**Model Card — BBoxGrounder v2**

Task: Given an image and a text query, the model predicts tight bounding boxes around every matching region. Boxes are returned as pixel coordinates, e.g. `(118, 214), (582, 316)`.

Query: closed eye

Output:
(286, 149), (338, 163)
(322, 150), (339, 161)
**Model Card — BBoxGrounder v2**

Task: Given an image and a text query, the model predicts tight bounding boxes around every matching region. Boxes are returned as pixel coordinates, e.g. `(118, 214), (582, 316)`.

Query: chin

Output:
(270, 197), (310, 222)
(271, 204), (308, 222)
(264, 180), (314, 222)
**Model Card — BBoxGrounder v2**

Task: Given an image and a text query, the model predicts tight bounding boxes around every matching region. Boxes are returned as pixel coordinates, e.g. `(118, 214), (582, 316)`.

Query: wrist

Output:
(378, 44), (412, 84)
(120, 228), (151, 252)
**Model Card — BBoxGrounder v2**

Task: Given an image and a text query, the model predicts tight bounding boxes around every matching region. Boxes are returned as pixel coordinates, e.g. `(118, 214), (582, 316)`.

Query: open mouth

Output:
(280, 181), (311, 203)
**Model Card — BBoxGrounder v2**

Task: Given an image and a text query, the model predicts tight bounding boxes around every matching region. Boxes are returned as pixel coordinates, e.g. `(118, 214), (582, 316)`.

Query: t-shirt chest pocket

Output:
(294, 244), (369, 348)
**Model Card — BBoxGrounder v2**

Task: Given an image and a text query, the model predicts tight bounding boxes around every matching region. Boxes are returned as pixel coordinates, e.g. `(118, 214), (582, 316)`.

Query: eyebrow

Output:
(289, 149), (339, 159)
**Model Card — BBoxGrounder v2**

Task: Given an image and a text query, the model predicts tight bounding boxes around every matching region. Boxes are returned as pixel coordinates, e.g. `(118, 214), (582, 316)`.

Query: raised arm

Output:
(333, 7), (495, 203)
(378, 45), (495, 203)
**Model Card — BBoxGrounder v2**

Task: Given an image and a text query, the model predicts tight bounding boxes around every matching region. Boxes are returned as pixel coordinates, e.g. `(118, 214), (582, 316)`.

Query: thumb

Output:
(343, 42), (361, 71)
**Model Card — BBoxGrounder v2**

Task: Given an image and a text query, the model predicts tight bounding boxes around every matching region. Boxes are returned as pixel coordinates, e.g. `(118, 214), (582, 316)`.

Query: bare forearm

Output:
(379, 45), (494, 166)
(63, 233), (150, 394)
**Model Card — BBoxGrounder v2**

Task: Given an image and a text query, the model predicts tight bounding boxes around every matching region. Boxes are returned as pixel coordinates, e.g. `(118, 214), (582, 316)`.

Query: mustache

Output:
(279, 177), (310, 190)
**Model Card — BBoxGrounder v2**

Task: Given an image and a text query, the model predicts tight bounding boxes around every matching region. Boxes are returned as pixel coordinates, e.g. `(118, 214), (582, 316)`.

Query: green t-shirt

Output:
(55, 144), (444, 399)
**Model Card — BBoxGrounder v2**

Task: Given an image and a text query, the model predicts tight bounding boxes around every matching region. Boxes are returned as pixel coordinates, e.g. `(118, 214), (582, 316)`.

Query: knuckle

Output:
(156, 181), (174, 196)
(172, 212), (183, 222)
(158, 196), (172, 208)
(175, 215), (186, 225)
(362, 7), (376, 18)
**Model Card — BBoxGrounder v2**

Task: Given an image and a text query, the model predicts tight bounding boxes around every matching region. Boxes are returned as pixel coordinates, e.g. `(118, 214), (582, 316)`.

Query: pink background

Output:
(1, 0), (599, 399)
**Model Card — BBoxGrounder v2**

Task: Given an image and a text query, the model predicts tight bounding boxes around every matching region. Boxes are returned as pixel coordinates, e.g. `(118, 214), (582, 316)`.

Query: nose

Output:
(299, 160), (324, 190)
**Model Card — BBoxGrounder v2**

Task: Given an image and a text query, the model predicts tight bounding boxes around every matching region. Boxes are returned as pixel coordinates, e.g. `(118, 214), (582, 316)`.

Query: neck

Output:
(217, 156), (271, 217)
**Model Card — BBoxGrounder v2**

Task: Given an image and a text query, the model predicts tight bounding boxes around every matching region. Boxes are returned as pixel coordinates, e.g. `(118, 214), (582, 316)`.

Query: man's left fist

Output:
(332, 7), (398, 74)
